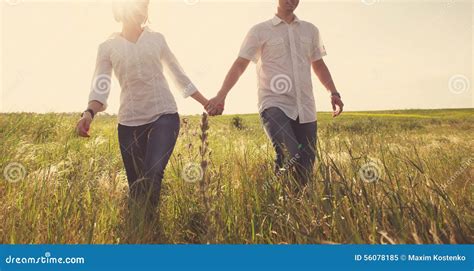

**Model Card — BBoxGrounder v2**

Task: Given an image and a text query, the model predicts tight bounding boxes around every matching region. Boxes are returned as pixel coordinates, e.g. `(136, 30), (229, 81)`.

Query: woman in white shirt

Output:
(75, 0), (209, 218)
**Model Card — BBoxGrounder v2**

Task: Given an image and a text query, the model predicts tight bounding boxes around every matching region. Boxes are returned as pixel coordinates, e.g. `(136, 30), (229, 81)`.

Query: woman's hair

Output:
(112, 0), (150, 24)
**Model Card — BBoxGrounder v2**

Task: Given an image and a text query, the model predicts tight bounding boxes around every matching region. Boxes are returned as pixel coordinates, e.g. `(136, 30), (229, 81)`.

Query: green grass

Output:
(0, 108), (473, 244)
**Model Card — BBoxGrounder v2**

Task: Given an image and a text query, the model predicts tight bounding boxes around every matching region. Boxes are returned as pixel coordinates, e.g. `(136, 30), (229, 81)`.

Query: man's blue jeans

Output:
(260, 107), (317, 186)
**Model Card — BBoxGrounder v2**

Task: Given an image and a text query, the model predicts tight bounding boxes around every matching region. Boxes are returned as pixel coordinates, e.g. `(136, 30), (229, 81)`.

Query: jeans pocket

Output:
(260, 108), (273, 123)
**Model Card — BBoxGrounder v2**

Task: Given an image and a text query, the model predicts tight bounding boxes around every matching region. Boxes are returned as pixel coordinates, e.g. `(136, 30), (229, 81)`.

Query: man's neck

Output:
(276, 9), (295, 24)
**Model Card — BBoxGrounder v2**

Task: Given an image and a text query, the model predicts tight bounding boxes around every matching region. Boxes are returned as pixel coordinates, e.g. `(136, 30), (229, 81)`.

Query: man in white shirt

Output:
(206, 0), (344, 188)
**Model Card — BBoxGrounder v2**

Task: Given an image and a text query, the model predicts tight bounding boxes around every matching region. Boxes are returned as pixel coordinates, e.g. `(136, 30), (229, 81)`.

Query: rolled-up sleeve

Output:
(311, 26), (327, 62)
(88, 43), (113, 111)
(160, 36), (197, 98)
(238, 26), (261, 63)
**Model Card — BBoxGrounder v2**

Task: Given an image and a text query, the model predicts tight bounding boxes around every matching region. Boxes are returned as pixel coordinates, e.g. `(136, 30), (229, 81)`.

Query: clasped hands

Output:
(204, 94), (226, 116)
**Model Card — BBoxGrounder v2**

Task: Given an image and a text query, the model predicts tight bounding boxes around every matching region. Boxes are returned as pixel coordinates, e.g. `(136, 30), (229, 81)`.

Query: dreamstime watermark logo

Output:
(92, 74), (111, 95)
(445, 0), (456, 8)
(5, 70), (26, 96)
(270, 74), (292, 94)
(183, 82), (196, 96)
(5, 251), (85, 265)
(3, 162), (27, 183)
(275, 153), (301, 179)
(5, 0), (22, 6)
(447, 157), (473, 185)
(182, 162), (203, 183)
(184, 0), (199, 5)
(448, 74), (470, 94)
(359, 160), (382, 183)
(361, 0), (381, 6)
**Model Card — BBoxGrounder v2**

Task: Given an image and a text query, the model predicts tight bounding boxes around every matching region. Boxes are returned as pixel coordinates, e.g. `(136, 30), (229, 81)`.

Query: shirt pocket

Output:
(299, 36), (313, 59)
(263, 37), (286, 60)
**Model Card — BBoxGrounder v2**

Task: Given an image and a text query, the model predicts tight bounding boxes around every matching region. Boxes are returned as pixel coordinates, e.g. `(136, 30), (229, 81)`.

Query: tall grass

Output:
(0, 109), (472, 244)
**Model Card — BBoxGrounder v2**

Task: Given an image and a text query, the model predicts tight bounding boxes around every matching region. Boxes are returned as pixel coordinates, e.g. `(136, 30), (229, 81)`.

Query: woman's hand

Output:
(76, 112), (93, 137)
(205, 95), (225, 116)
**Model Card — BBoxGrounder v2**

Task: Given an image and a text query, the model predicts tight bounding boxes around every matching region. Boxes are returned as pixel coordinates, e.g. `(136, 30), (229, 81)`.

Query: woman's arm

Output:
(88, 100), (106, 114)
(76, 100), (104, 137)
(191, 91), (208, 107)
(76, 43), (112, 137)
(160, 35), (207, 104)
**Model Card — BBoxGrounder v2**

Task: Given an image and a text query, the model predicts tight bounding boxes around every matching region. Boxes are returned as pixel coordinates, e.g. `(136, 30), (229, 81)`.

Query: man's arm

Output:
(312, 59), (344, 117)
(206, 57), (251, 115)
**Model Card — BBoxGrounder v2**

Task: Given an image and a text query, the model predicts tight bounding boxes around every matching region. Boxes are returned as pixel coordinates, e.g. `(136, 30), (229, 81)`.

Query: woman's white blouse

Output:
(88, 26), (197, 126)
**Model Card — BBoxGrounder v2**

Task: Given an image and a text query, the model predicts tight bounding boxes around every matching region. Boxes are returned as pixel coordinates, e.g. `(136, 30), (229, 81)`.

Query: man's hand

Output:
(331, 95), (344, 118)
(206, 57), (250, 116)
(76, 113), (92, 137)
(205, 95), (225, 116)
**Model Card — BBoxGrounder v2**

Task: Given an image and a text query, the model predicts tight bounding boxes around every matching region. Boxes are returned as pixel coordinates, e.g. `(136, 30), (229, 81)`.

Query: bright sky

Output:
(1, 0), (473, 115)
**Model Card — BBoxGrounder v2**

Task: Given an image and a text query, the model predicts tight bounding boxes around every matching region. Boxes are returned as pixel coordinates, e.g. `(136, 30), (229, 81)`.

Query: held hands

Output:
(205, 94), (226, 116)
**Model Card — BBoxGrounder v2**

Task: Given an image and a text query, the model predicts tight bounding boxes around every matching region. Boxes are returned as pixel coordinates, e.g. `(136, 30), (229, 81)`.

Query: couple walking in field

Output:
(75, 0), (344, 216)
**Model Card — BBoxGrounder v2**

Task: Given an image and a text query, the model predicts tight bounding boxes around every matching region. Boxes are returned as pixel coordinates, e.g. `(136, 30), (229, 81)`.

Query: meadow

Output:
(1, 108), (472, 244)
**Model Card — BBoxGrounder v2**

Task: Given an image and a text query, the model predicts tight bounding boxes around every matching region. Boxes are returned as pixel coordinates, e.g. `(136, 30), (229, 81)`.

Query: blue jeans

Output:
(118, 113), (180, 209)
(260, 107), (317, 186)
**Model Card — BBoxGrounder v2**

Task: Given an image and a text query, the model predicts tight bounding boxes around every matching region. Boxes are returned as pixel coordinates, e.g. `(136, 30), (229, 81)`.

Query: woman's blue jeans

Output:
(117, 113), (180, 209)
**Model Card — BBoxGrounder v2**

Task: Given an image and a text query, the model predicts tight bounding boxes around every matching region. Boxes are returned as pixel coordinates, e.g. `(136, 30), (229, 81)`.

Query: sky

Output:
(1, 0), (473, 116)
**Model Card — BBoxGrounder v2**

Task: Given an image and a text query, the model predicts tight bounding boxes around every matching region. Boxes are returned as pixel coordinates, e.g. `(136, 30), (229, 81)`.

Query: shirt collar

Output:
(271, 14), (300, 26)
(112, 26), (150, 40)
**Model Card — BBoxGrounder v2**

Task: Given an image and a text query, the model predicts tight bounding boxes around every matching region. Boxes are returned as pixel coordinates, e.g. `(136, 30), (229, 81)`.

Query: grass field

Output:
(1, 108), (473, 244)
